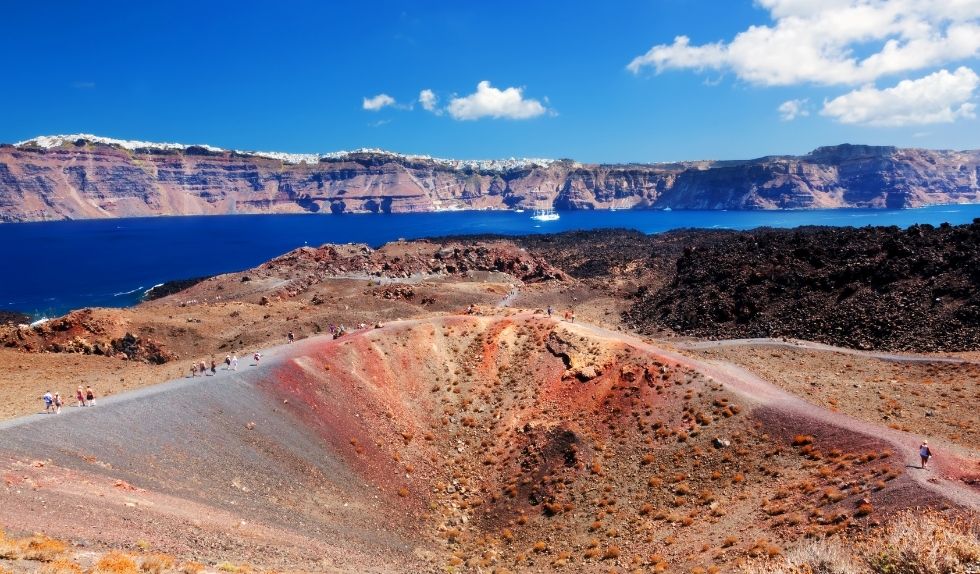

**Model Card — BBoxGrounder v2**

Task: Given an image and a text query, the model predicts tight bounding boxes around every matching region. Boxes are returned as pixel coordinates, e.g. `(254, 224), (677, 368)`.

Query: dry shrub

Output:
(792, 435), (815, 447)
(215, 563), (252, 573)
(20, 535), (68, 562)
(745, 541), (862, 574)
(744, 511), (979, 574)
(180, 562), (205, 574)
(93, 551), (139, 574)
(41, 559), (84, 574)
(603, 545), (621, 560)
(140, 554), (175, 573)
(867, 511), (980, 574)
(0, 533), (18, 560)
(855, 503), (873, 517)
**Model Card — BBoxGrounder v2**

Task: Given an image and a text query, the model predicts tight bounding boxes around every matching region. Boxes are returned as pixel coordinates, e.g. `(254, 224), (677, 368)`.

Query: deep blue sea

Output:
(4, 205), (979, 318)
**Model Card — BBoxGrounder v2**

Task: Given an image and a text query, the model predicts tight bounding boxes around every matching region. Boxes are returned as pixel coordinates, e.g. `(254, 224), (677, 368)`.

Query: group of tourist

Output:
(545, 305), (575, 322)
(41, 386), (96, 414)
(328, 324), (367, 339)
(190, 354), (242, 377)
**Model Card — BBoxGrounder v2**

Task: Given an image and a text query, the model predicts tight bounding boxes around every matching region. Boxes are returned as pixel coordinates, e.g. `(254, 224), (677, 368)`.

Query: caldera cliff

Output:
(1, 136), (979, 222)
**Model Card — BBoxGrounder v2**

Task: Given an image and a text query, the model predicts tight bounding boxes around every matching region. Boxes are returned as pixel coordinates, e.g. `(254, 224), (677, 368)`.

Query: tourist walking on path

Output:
(225, 355), (231, 370)
(190, 363), (198, 377)
(42, 391), (54, 413)
(200, 360), (208, 376)
(54, 393), (62, 414)
(210, 359), (217, 376)
(76, 386), (86, 407)
(231, 354), (239, 371)
(85, 386), (96, 406)
(547, 305), (553, 317)
(253, 352), (261, 365)
(919, 440), (932, 469)
(287, 331), (294, 344)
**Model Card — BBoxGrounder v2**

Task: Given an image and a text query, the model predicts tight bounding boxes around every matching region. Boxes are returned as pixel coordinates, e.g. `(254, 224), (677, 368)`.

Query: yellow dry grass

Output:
(93, 551), (139, 574)
(0, 530), (67, 562)
(747, 510), (980, 574)
(139, 553), (176, 574)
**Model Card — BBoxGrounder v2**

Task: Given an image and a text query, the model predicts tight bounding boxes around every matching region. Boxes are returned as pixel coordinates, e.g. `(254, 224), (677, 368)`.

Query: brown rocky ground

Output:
(686, 343), (980, 452)
(0, 230), (978, 573)
(3, 314), (974, 574)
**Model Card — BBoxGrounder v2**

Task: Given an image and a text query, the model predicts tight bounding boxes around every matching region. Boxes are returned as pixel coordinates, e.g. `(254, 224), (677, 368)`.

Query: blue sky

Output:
(2, 0), (978, 162)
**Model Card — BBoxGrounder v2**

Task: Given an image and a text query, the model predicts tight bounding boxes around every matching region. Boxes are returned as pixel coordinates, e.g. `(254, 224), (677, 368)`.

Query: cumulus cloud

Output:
(627, 0), (980, 86)
(447, 81), (549, 120)
(778, 98), (810, 121)
(419, 89), (438, 112)
(821, 66), (978, 126)
(362, 93), (396, 111)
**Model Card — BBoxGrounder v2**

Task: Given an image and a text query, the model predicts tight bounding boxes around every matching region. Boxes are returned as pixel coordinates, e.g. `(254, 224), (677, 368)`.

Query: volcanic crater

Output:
(3, 312), (973, 573)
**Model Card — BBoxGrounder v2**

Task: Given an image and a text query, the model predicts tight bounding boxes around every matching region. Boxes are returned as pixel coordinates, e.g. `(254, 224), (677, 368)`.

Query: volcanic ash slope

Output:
(0, 315), (973, 572)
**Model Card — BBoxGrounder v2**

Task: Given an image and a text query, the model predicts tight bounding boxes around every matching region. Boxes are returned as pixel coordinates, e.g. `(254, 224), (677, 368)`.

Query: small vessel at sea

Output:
(514, 208), (525, 213)
(529, 189), (559, 221)
(531, 208), (560, 221)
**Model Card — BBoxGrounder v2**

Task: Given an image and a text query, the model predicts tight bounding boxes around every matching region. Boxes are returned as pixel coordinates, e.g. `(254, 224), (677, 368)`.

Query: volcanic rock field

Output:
(0, 227), (978, 573)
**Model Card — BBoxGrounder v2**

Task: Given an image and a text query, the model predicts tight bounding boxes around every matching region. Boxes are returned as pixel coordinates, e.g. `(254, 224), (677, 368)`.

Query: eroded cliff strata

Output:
(1, 138), (978, 222)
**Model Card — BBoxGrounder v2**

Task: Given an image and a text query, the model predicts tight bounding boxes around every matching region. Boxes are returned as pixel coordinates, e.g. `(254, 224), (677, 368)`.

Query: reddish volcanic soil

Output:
(1, 314), (975, 573)
(682, 340), (980, 452)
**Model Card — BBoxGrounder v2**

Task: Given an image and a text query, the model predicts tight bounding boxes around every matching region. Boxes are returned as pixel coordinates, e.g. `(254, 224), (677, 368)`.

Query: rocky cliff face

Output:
(1, 138), (978, 222)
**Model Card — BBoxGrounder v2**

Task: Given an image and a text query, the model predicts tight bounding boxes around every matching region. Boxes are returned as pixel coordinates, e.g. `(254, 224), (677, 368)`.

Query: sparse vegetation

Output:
(93, 552), (138, 574)
(746, 511), (979, 574)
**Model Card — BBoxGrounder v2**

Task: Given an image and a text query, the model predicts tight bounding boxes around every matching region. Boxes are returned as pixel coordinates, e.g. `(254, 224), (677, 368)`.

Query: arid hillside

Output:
(0, 228), (978, 574)
(2, 314), (974, 574)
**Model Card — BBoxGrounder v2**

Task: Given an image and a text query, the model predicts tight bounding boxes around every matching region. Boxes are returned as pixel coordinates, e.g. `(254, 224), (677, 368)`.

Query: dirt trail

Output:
(563, 321), (980, 511)
(0, 329), (419, 572)
(495, 284), (522, 308)
(676, 338), (978, 365)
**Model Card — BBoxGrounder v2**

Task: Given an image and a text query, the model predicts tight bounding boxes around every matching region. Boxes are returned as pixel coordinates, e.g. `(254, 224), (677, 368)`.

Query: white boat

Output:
(531, 209), (560, 221)
(529, 188), (559, 221)
(514, 208), (525, 213)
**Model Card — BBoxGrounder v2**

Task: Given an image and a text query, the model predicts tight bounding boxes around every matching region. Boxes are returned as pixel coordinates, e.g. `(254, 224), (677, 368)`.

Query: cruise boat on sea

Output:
(531, 208), (560, 221)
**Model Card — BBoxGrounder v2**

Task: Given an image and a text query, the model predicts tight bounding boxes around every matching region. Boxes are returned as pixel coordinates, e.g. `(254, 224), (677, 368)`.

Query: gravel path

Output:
(566, 322), (980, 511)
(675, 337), (978, 365)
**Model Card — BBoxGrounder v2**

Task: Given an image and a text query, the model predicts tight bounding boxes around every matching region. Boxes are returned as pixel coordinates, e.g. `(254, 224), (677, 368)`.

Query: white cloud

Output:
(821, 66), (979, 126)
(419, 89), (438, 112)
(362, 93), (396, 111)
(778, 98), (810, 121)
(628, 1), (980, 86)
(447, 81), (549, 120)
